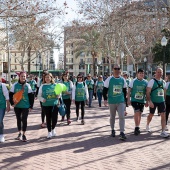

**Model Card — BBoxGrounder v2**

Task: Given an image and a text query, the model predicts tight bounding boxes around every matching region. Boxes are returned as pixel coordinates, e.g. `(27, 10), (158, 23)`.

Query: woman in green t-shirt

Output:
(38, 73), (59, 139)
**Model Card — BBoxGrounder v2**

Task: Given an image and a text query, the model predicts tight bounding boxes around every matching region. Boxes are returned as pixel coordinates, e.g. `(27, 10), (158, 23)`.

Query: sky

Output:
(54, 0), (79, 68)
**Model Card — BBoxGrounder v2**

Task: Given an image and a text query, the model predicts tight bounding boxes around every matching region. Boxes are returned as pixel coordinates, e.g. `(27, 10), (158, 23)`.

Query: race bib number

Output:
(158, 90), (164, 96)
(135, 92), (143, 99)
(113, 85), (121, 94)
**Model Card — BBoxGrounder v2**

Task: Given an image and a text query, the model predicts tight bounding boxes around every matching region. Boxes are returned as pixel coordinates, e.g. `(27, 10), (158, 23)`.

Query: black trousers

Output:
(43, 106), (58, 132)
(75, 101), (85, 119)
(63, 98), (71, 120)
(14, 108), (29, 132)
(40, 102), (46, 123)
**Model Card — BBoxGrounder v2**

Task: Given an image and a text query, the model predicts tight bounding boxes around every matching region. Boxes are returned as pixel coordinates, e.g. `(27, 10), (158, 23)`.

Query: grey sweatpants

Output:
(109, 103), (125, 132)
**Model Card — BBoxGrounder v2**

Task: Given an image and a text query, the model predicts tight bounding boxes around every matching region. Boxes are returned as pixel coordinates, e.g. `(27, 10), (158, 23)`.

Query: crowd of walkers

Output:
(0, 64), (170, 143)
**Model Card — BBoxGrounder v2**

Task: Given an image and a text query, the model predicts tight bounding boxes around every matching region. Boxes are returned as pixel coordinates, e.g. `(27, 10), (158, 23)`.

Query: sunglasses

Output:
(114, 68), (120, 70)
(78, 77), (82, 78)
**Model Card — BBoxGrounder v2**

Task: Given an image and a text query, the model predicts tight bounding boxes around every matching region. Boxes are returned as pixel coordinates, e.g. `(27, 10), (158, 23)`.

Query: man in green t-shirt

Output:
(146, 67), (169, 138)
(103, 64), (127, 140)
(127, 68), (148, 135)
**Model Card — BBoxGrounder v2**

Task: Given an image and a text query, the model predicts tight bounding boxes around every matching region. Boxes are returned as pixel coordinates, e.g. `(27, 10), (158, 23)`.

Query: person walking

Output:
(61, 73), (73, 124)
(38, 73), (59, 139)
(103, 64), (127, 140)
(72, 74), (89, 124)
(164, 76), (170, 130)
(127, 69), (148, 135)
(37, 70), (48, 128)
(85, 74), (94, 107)
(28, 74), (37, 106)
(95, 75), (104, 107)
(146, 67), (169, 138)
(9, 71), (34, 142)
(0, 76), (10, 143)
(93, 74), (98, 100)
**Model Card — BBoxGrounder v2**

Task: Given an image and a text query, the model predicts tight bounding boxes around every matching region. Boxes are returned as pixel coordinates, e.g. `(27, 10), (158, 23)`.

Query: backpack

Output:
(151, 78), (164, 93)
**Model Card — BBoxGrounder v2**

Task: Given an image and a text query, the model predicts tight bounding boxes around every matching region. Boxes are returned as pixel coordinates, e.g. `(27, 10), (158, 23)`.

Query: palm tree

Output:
(73, 28), (102, 75)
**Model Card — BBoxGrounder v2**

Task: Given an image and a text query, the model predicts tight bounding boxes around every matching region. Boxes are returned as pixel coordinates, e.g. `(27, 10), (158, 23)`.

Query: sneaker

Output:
(67, 119), (71, 125)
(22, 135), (27, 142)
(111, 130), (115, 137)
(160, 131), (169, 138)
(76, 117), (79, 122)
(146, 125), (151, 132)
(119, 132), (127, 140)
(15, 133), (22, 140)
(51, 129), (56, 137)
(0, 135), (5, 143)
(47, 132), (52, 139)
(134, 127), (140, 136)
(81, 119), (85, 125)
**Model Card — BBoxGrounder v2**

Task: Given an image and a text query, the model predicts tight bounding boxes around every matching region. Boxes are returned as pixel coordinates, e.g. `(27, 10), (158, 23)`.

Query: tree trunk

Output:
(28, 46), (31, 74)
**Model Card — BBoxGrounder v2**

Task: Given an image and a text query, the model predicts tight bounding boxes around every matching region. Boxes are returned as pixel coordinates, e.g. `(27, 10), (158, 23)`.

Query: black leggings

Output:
(43, 106), (58, 132)
(14, 108), (29, 132)
(75, 101), (85, 119)
(166, 104), (170, 125)
(63, 98), (71, 120)
(40, 102), (46, 123)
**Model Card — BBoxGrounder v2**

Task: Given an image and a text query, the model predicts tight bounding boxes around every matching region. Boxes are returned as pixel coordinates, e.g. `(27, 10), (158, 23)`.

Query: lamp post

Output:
(161, 36), (168, 79)
(121, 51), (124, 72)
(97, 60), (102, 75)
(144, 57), (147, 74)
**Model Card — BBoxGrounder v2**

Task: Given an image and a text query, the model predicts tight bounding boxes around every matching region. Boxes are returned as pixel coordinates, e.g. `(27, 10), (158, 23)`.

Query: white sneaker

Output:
(160, 131), (169, 138)
(47, 132), (52, 139)
(0, 135), (5, 143)
(146, 125), (151, 132)
(51, 129), (56, 137)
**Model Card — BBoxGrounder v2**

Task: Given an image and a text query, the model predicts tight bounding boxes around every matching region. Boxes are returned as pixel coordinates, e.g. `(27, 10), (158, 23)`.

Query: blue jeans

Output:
(97, 92), (103, 106)
(0, 108), (6, 135)
(88, 90), (93, 107)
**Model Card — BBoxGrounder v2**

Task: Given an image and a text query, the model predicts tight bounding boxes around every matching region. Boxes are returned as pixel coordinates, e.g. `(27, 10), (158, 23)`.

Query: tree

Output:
(152, 28), (170, 63)
(76, 0), (170, 74)
(71, 26), (102, 75)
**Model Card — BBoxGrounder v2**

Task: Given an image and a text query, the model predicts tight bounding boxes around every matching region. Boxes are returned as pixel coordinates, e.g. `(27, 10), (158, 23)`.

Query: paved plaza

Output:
(0, 99), (170, 170)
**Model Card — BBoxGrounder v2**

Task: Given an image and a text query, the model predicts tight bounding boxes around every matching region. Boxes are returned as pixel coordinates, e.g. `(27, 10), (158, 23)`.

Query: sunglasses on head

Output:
(114, 68), (120, 70)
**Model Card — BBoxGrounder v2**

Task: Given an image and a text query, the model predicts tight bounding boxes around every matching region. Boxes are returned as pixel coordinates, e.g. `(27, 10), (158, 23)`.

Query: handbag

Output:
(13, 84), (25, 105)
(58, 97), (66, 116)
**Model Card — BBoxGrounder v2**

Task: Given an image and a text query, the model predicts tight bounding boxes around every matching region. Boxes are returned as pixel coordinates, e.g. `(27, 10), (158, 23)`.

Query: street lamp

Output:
(161, 36), (168, 79)
(97, 60), (102, 75)
(121, 51), (124, 72)
(144, 57), (147, 74)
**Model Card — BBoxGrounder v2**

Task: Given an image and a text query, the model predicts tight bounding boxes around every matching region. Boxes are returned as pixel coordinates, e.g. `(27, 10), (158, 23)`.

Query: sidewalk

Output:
(0, 99), (170, 170)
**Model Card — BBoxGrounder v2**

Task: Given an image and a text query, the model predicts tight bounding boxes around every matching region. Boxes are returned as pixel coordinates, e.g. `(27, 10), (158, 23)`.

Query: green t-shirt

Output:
(149, 79), (165, 103)
(62, 81), (71, 99)
(85, 79), (94, 91)
(166, 82), (170, 96)
(0, 84), (6, 109)
(28, 80), (37, 92)
(107, 77), (126, 104)
(75, 83), (86, 101)
(11, 83), (32, 108)
(129, 78), (148, 103)
(96, 81), (104, 93)
(42, 84), (59, 106)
